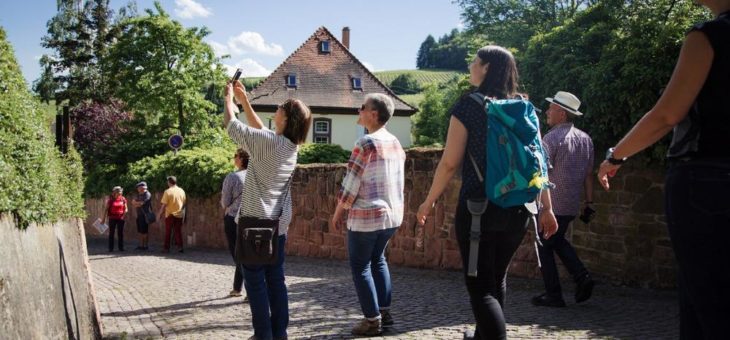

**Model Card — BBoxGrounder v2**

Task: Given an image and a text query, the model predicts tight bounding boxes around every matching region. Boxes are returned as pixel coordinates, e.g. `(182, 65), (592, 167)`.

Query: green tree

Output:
(104, 2), (226, 138)
(415, 29), (483, 71)
(521, 0), (709, 162)
(34, 0), (135, 104)
(456, 0), (594, 52)
(416, 35), (436, 69)
(389, 74), (421, 95)
(412, 76), (472, 146)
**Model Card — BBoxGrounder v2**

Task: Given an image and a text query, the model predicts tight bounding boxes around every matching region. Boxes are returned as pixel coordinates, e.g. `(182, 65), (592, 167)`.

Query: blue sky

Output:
(0, 0), (464, 85)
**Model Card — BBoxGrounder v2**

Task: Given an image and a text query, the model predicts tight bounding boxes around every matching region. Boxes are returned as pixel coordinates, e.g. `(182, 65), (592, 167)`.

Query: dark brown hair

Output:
(235, 148), (250, 170)
(475, 46), (519, 99)
(279, 99), (312, 145)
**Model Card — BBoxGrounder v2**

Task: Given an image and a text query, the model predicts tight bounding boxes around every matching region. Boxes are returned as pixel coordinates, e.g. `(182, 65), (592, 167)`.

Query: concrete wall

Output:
(1, 215), (102, 339)
(84, 148), (677, 288)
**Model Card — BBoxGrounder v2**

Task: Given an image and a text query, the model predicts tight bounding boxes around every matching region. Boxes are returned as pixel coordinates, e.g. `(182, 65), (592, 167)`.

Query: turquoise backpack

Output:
(468, 93), (550, 208)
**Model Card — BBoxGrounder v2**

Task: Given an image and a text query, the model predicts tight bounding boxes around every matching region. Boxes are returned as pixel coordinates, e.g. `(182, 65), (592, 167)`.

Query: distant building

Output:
(247, 26), (417, 149)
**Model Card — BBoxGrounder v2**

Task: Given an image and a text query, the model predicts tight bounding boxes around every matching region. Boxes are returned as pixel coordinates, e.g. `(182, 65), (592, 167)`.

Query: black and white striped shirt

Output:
(227, 119), (296, 235)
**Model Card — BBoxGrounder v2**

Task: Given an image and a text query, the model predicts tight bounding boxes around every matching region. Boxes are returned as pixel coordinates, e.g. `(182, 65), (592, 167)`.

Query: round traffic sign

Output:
(168, 134), (184, 150)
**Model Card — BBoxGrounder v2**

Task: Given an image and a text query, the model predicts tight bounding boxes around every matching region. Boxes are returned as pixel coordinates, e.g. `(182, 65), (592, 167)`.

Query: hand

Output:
(225, 82), (234, 103)
(416, 201), (434, 226)
(597, 160), (621, 191)
(538, 209), (558, 239)
(329, 216), (340, 232)
(233, 80), (248, 104)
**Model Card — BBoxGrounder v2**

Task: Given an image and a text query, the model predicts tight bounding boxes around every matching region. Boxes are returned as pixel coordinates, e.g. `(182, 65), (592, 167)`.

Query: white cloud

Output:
(174, 0), (212, 19)
(207, 41), (229, 56)
(361, 61), (375, 72)
(227, 32), (283, 56)
(456, 20), (466, 31)
(223, 58), (271, 78)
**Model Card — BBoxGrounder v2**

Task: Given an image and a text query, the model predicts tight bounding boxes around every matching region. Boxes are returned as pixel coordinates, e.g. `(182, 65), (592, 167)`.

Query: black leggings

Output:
(108, 218), (125, 251)
(455, 201), (530, 340)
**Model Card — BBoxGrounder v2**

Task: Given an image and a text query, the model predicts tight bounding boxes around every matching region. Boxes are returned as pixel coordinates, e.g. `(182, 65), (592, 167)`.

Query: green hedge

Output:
(298, 143), (350, 164)
(86, 146), (237, 198)
(0, 27), (85, 228)
(84, 142), (352, 199)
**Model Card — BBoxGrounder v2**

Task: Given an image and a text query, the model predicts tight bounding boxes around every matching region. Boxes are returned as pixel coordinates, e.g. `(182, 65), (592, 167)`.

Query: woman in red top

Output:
(103, 186), (128, 252)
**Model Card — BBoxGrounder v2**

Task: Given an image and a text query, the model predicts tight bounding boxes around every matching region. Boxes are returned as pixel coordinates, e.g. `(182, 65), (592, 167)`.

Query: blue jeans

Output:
(665, 161), (730, 339)
(537, 215), (589, 298)
(347, 228), (397, 319)
(243, 235), (288, 340)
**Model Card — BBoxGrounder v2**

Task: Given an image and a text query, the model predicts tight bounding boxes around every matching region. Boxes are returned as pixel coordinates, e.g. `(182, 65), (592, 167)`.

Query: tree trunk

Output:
(178, 99), (185, 137)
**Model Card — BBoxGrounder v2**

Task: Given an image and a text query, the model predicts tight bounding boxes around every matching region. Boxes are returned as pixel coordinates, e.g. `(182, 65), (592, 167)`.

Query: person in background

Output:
(157, 176), (186, 253)
(532, 91), (595, 308)
(331, 94), (406, 336)
(221, 148), (249, 301)
(597, 1), (730, 338)
(103, 186), (128, 252)
(225, 79), (312, 340)
(132, 181), (153, 251)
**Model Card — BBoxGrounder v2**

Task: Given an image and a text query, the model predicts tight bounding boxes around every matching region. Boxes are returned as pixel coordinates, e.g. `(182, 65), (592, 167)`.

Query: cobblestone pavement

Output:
(88, 239), (679, 339)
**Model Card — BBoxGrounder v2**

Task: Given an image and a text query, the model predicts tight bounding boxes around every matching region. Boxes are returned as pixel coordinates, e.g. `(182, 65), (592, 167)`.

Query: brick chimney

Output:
(342, 27), (350, 50)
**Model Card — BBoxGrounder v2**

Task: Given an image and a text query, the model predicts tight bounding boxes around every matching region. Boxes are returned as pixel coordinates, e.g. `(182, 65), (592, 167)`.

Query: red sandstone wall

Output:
(85, 148), (676, 288)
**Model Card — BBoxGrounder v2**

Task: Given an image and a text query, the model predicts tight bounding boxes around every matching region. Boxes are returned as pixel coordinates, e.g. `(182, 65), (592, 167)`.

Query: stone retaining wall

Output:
(85, 148), (676, 288)
(1, 215), (102, 339)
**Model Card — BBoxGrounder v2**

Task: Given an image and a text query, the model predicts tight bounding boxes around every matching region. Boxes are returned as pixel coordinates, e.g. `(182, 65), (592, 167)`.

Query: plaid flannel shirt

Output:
(338, 128), (406, 232)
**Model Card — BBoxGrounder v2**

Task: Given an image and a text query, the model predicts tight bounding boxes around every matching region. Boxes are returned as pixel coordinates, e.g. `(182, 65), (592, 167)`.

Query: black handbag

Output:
(235, 216), (280, 265)
(234, 175), (292, 266)
(143, 209), (157, 224)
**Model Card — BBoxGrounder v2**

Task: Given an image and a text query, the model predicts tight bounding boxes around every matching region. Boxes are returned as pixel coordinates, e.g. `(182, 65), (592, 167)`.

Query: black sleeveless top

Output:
(668, 11), (730, 160)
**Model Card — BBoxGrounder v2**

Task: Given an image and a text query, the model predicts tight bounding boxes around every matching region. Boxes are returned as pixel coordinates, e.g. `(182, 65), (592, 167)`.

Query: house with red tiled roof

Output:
(246, 26), (417, 149)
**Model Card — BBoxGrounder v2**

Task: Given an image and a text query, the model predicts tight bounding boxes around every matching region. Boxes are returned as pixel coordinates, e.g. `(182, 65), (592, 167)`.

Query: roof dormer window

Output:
(352, 77), (362, 90)
(286, 74), (297, 88)
(320, 40), (331, 53)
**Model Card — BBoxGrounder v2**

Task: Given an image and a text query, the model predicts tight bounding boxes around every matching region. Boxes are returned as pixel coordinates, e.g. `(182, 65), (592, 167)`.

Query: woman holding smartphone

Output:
(224, 78), (311, 340)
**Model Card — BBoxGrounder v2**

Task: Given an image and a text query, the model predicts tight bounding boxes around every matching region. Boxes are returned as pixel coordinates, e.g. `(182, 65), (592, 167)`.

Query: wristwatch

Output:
(605, 147), (627, 165)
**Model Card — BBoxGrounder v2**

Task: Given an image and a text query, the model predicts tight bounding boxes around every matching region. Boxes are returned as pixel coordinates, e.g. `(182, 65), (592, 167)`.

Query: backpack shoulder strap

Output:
(469, 92), (486, 106)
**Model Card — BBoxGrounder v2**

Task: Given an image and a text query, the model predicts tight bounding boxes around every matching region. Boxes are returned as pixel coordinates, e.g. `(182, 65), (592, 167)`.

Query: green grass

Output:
(374, 69), (464, 87)
(398, 93), (425, 107)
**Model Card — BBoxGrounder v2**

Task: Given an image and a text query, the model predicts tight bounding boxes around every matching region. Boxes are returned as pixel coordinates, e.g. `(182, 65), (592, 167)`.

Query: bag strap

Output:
(225, 191), (244, 210)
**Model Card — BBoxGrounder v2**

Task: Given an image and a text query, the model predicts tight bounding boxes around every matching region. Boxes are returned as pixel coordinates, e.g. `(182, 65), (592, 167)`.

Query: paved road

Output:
(88, 239), (679, 339)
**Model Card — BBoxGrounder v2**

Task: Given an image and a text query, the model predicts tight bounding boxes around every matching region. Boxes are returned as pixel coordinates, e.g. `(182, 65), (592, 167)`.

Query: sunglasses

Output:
(360, 104), (372, 111)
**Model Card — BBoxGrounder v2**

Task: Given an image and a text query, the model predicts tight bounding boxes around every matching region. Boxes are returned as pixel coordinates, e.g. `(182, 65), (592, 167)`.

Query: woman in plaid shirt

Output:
(331, 93), (406, 336)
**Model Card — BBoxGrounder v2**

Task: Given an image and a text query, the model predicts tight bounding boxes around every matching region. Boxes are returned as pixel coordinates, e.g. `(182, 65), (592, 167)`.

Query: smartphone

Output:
(231, 68), (243, 82)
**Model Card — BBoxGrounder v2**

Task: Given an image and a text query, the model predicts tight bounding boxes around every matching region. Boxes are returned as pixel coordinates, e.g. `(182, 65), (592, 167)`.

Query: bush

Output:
(389, 74), (421, 95)
(0, 27), (84, 228)
(298, 143), (351, 164)
(85, 146), (237, 198)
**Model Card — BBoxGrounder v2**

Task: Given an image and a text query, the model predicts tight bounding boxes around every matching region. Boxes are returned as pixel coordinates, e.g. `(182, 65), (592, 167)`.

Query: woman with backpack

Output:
(416, 45), (558, 340)
(598, 1), (730, 337)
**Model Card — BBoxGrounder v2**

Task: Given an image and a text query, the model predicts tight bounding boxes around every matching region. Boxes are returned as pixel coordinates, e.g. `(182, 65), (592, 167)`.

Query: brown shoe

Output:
(351, 318), (382, 336)
(229, 290), (242, 297)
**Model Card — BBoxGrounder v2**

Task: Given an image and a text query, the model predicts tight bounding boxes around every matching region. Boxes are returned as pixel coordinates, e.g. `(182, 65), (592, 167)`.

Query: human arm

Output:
(233, 81), (265, 129)
(101, 197), (109, 224)
(416, 116), (467, 225)
(598, 31), (713, 190)
(220, 174), (232, 210)
(330, 141), (369, 231)
(538, 189), (558, 239)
